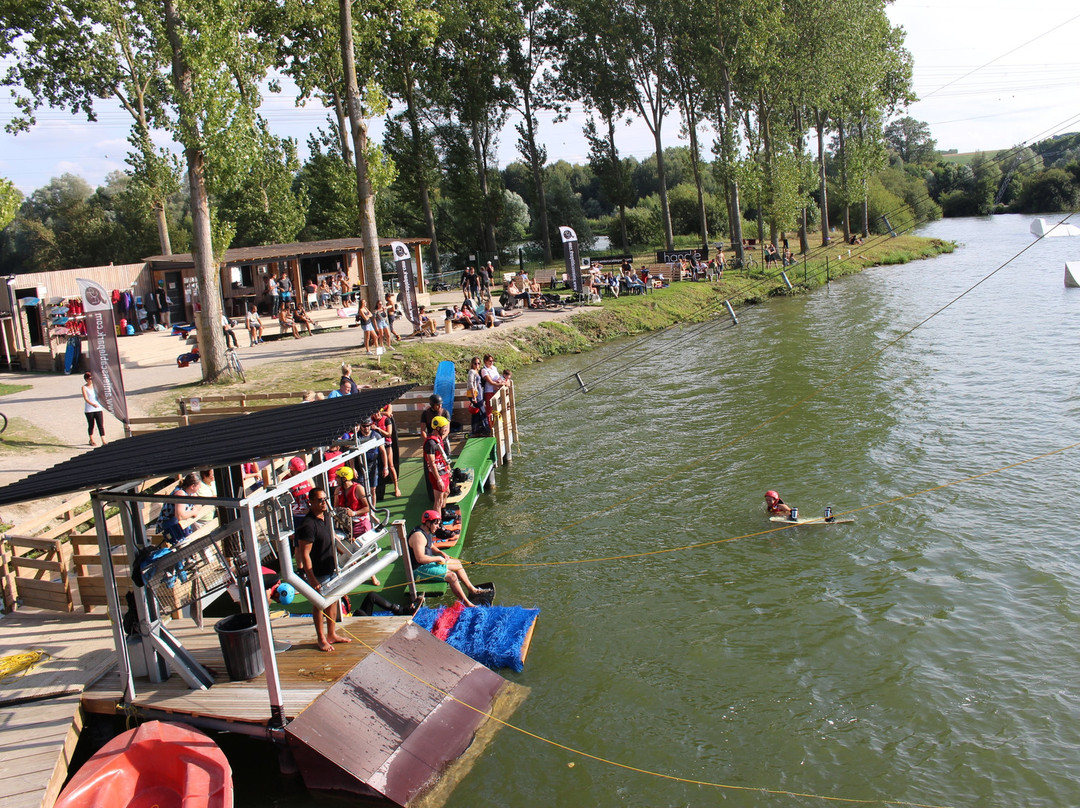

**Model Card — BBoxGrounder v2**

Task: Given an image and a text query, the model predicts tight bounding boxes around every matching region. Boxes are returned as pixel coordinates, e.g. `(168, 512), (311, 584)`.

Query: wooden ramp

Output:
(286, 622), (527, 807)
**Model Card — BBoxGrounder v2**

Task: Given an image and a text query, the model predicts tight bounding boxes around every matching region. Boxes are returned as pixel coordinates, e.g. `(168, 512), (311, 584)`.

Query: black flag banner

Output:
(560, 226), (583, 294)
(77, 278), (129, 424)
(391, 241), (420, 330)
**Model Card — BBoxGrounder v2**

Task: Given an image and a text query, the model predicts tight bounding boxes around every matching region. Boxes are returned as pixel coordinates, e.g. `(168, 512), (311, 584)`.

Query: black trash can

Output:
(214, 613), (264, 681)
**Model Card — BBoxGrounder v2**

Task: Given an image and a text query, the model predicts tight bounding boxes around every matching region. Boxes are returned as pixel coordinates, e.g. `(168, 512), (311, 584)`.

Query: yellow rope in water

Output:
(469, 440), (1080, 569)
(476, 225), (1066, 566)
(0, 649), (50, 680)
(340, 625), (954, 808)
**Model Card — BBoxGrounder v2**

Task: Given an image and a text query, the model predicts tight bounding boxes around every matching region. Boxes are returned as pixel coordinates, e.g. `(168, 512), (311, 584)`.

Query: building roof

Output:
(0, 385), (413, 508)
(144, 237), (431, 269)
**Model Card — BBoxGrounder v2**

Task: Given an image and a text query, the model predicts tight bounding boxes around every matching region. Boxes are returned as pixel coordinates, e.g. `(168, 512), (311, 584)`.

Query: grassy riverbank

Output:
(182, 234), (953, 399)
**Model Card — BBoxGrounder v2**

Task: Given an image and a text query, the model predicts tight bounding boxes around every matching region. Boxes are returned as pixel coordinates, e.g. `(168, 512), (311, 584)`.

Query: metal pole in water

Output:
(781, 271), (793, 290)
(724, 300), (739, 325)
(574, 372), (588, 393)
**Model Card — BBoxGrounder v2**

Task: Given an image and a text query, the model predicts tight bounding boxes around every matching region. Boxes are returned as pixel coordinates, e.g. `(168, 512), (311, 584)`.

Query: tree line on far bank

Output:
(2, 1), (1078, 365)
(5, 122), (1080, 278)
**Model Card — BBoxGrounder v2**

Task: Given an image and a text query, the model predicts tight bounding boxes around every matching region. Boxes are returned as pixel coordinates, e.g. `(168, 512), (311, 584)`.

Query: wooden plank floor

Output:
(0, 694), (84, 808)
(0, 610), (115, 706)
(82, 613), (413, 724)
(0, 609), (116, 808)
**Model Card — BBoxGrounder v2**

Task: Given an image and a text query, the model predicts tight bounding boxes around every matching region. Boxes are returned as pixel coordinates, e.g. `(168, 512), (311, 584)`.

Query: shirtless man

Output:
(408, 509), (491, 607)
(764, 490), (792, 517)
(295, 487), (351, 652)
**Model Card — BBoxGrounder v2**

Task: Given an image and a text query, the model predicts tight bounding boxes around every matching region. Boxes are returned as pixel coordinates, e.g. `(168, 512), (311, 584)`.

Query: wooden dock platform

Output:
(81, 612), (412, 723)
(0, 610), (116, 808)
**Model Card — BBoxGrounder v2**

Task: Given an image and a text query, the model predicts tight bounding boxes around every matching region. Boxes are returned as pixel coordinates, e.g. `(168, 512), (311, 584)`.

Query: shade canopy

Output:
(0, 385), (413, 507)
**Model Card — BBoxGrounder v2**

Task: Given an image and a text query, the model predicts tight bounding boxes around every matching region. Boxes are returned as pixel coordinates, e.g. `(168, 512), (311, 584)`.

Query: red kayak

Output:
(56, 720), (233, 808)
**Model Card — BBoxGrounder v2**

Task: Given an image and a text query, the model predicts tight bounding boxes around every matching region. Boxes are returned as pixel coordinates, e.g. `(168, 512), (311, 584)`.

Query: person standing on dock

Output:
(424, 416), (453, 513)
(420, 393), (450, 442)
(480, 354), (511, 406)
(409, 510), (491, 607)
(296, 487), (352, 653)
(420, 393), (452, 506)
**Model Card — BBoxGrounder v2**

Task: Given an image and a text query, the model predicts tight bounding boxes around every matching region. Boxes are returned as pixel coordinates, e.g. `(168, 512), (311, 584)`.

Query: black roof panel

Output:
(0, 385), (413, 507)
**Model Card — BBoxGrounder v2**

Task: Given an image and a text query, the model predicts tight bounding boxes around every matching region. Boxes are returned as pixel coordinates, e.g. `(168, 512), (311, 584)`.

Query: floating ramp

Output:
(1031, 217), (1080, 238)
(285, 621), (527, 807)
(1065, 261), (1080, 288)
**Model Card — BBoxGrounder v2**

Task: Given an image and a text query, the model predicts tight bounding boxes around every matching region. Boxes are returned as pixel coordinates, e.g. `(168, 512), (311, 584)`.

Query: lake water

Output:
(456, 214), (1080, 808)
(245, 214), (1080, 807)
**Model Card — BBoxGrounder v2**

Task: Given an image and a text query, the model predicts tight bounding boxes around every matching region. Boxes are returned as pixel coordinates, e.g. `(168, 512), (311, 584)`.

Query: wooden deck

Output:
(82, 613), (412, 723)
(0, 610), (116, 808)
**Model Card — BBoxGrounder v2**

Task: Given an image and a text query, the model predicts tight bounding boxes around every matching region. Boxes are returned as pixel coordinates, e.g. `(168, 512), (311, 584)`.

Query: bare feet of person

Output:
(88, 439), (95, 446)
(317, 639), (334, 652)
(328, 633), (352, 645)
(369, 575), (380, 587)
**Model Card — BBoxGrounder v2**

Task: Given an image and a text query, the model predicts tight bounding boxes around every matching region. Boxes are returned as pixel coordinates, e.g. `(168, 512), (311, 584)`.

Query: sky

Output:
(1, 0), (1079, 196)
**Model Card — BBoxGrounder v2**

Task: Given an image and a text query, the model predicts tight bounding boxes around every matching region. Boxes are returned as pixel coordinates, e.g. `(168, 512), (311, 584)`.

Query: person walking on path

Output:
(82, 372), (106, 446)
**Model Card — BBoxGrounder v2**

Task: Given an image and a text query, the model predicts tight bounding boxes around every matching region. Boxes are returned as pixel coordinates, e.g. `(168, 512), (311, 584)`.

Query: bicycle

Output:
(224, 348), (245, 383)
(732, 253), (756, 271)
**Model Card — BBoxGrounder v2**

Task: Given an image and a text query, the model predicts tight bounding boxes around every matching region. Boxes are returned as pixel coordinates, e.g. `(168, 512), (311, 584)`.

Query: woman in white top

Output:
(480, 354), (511, 405)
(82, 372), (105, 446)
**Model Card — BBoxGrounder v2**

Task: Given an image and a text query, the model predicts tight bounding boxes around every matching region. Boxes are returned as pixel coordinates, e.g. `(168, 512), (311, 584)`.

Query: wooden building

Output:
(0, 236), (431, 370)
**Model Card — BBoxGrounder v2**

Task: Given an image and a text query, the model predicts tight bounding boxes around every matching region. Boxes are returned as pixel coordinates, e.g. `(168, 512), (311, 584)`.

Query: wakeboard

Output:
(770, 515), (854, 526)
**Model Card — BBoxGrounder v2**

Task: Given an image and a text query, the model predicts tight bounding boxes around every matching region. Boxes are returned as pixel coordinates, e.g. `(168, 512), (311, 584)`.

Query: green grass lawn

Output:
(0, 416), (68, 453)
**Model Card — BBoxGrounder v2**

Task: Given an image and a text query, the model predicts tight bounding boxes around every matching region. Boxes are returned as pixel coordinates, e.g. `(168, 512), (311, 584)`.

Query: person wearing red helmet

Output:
(284, 455), (313, 527)
(764, 490), (792, 517)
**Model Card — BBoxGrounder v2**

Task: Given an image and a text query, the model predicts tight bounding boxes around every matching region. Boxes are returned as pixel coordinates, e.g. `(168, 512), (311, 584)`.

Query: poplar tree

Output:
(1, 0), (276, 382)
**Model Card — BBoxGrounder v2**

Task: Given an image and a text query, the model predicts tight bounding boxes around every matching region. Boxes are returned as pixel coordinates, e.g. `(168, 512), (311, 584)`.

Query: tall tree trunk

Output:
(815, 108), (831, 246)
(329, 84), (354, 167)
(163, 0), (224, 382)
(682, 91), (709, 251)
(654, 126), (674, 250)
(793, 110), (810, 254)
(154, 202), (172, 255)
(521, 93), (551, 264)
(716, 89), (743, 264)
(339, 0), (383, 306)
(470, 123), (498, 256)
(862, 192), (869, 238)
(604, 115), (629, 253)
(759, 95), (777, 247)
(404, 75), (440, 273)
(838, 117), (850, 243)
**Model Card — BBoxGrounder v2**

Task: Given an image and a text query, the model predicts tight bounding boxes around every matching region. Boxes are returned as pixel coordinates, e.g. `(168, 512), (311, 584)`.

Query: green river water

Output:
(245, 214), (1080, 807)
